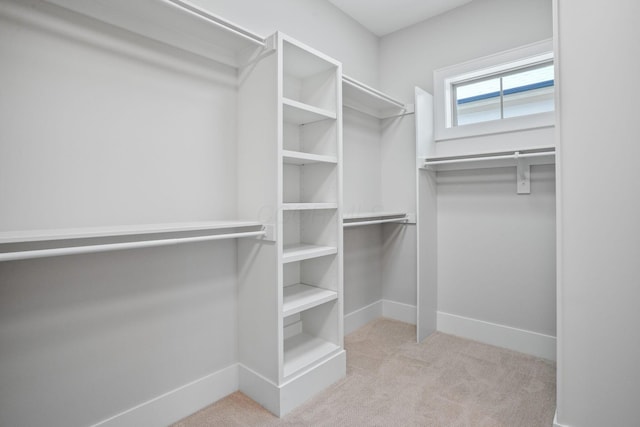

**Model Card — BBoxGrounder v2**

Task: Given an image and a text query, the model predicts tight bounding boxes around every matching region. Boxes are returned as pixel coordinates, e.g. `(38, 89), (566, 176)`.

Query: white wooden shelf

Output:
(282, 284), (337, 317)
(283, 333), (340, 378)
(282, 203), (337, 211)
(0, 221), (264, 261)
(283, 98), (336, 125)
(282, 243), (337, 263)
(42, 0), (265, 68)
(422, 148), (556, 171)
(282, 150), (337, 166)
(342, 75), (408, 119)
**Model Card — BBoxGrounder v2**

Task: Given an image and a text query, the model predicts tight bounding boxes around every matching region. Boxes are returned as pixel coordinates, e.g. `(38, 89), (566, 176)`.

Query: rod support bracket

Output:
(516, 153), (531, 194)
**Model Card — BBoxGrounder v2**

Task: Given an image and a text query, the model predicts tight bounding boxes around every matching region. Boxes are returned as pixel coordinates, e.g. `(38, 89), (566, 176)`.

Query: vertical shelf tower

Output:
(237, 32), (345, 417)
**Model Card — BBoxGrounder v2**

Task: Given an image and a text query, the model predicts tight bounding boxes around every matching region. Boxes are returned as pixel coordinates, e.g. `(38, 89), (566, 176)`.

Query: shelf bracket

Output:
(261, 224), (276, 242)
(516, 153), (531, 194)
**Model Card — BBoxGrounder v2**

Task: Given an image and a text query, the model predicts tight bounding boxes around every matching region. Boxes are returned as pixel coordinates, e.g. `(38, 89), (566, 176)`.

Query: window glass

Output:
(452, 61), (554, 126)
(454, 78), (501, 126)
(503, 64), (554, 118)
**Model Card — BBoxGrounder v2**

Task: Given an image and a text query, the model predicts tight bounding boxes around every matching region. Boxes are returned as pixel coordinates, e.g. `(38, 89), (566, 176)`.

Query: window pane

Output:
(455, 78), (501, 126)
(503, 64), (554, 118)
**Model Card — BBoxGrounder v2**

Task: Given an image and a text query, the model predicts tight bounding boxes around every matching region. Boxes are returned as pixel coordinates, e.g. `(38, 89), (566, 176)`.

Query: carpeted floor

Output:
(174, 318), (556, 426)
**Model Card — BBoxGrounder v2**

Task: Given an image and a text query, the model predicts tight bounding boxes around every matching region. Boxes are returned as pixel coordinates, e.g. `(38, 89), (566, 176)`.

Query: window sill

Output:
(435, 111), (554, 142)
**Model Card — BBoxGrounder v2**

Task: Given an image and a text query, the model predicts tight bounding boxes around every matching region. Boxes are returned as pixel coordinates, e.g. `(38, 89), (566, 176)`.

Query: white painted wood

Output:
(437, 311), (556, 361)
(282, 150), (337, 165)
(342, 75), (406, 119)
(0, 221), (262, 244)
(283, 333), (340, 378)
(283, 98), (337, 125)
(282, 244), (337, 264)
(283, 284), (338, 317)
(238, 364), (281, 417)
(282, 203), (338, 211)
(0, 229), (265, 262)
(43, 0), (265, 67)
(90, 365), (238, 427)
(415, 87), (438, 342)
(279, 350), (346, 416)
(236, 40), (280, 386)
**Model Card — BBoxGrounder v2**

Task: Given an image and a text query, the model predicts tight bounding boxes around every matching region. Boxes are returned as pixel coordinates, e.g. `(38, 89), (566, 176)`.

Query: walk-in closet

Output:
(2, 0), (639, 426)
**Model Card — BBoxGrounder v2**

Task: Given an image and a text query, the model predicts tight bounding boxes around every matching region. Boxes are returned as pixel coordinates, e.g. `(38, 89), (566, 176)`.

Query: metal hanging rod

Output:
(343, 217), (409, 228)
(342, 76), (406, 109)
(0, 229), (266, 262)
(423, 149), (555, 167)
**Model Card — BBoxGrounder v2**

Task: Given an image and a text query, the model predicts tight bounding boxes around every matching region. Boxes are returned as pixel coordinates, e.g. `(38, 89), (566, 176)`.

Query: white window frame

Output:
(434, 39), (554, 141)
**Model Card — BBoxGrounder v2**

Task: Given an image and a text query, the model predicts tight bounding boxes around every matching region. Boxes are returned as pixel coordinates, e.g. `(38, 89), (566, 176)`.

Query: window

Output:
(434, 40), (555, 141)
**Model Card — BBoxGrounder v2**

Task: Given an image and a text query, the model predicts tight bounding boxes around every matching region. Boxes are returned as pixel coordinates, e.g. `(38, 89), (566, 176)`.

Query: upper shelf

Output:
(41, 0), (266, 67)
(342, 76), (409, 119)
(422, 147), (556, 172)
(0, 221), (265, 261)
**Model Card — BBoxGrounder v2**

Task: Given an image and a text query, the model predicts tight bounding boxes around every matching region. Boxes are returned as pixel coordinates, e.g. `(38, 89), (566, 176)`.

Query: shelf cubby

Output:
(283, 162), (337, 204)
(283, 301), (340, 378)
(283, 115), (338, 158)
(283, 39), (337, 113)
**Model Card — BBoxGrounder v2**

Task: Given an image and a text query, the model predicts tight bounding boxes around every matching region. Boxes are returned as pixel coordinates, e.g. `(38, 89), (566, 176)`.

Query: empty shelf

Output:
(283, 98), (336, 125)
(42, 0), (265, 67)
(283, 333), (340, 377)
(0, 221), (265, 261)
(282, 243), (337, 263)
(282, 150), (337, 165)
(282, 203), (337, 211)
(283, 284), (337, 317)
(342, 75), (407, 119)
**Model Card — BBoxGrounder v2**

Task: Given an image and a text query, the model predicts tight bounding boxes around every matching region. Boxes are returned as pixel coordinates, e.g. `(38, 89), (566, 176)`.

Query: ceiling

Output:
(327, 0), (474, 36)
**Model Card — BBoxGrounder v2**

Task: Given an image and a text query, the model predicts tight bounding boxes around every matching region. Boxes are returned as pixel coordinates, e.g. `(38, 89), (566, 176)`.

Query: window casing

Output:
(434, 40), (555, 141)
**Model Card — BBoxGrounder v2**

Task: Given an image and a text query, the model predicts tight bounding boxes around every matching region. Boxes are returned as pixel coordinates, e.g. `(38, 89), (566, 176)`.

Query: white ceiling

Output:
(328, 0), (474, 36)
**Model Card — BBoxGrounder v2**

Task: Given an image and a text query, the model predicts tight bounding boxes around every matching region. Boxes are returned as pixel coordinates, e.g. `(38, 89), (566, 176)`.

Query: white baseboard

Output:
(91, 364), (239, 427)
(553, 409), (569, 427)
(382, 300), (416, 325)
(344, 301), (382, 334)
(437, 311), (556, 361)
(345, 300), (417, 335)
(239, 351), (347, 417)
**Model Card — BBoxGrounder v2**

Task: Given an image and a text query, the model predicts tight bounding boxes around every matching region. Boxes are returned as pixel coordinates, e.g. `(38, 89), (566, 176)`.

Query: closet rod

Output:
(423, 150), (555, 166)
(343, 218), (408, 228)
(0, 230), (266, 262)
(167, 0), (265, 45)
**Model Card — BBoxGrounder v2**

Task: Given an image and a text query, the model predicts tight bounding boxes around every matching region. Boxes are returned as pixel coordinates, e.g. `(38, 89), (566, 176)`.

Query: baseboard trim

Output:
(437, 311), (556, 361)
(344, 301), (382, 334)
(91, 364), (238, 427)
(553, 409), (569, 427)
(382, 300), (416, 325)
(238, 364), (281, 416)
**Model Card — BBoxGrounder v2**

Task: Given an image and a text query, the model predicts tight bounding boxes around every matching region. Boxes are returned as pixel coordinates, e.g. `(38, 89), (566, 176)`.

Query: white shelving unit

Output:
(0, 221), (265, 261)
(237, 32), (344, 417)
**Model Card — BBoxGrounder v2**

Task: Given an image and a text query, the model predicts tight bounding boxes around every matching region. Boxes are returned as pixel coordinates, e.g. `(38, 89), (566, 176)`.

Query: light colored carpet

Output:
(174, 318), (556, 426)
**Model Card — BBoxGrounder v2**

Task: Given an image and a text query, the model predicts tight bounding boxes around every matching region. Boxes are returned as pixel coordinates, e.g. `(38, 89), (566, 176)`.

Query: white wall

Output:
(0, 2), (240, 425)
(191, 0), (379, 87)
(556, 0), (640, 425)
(379, 0), (553, 102)
(379, 0), (556, 352)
